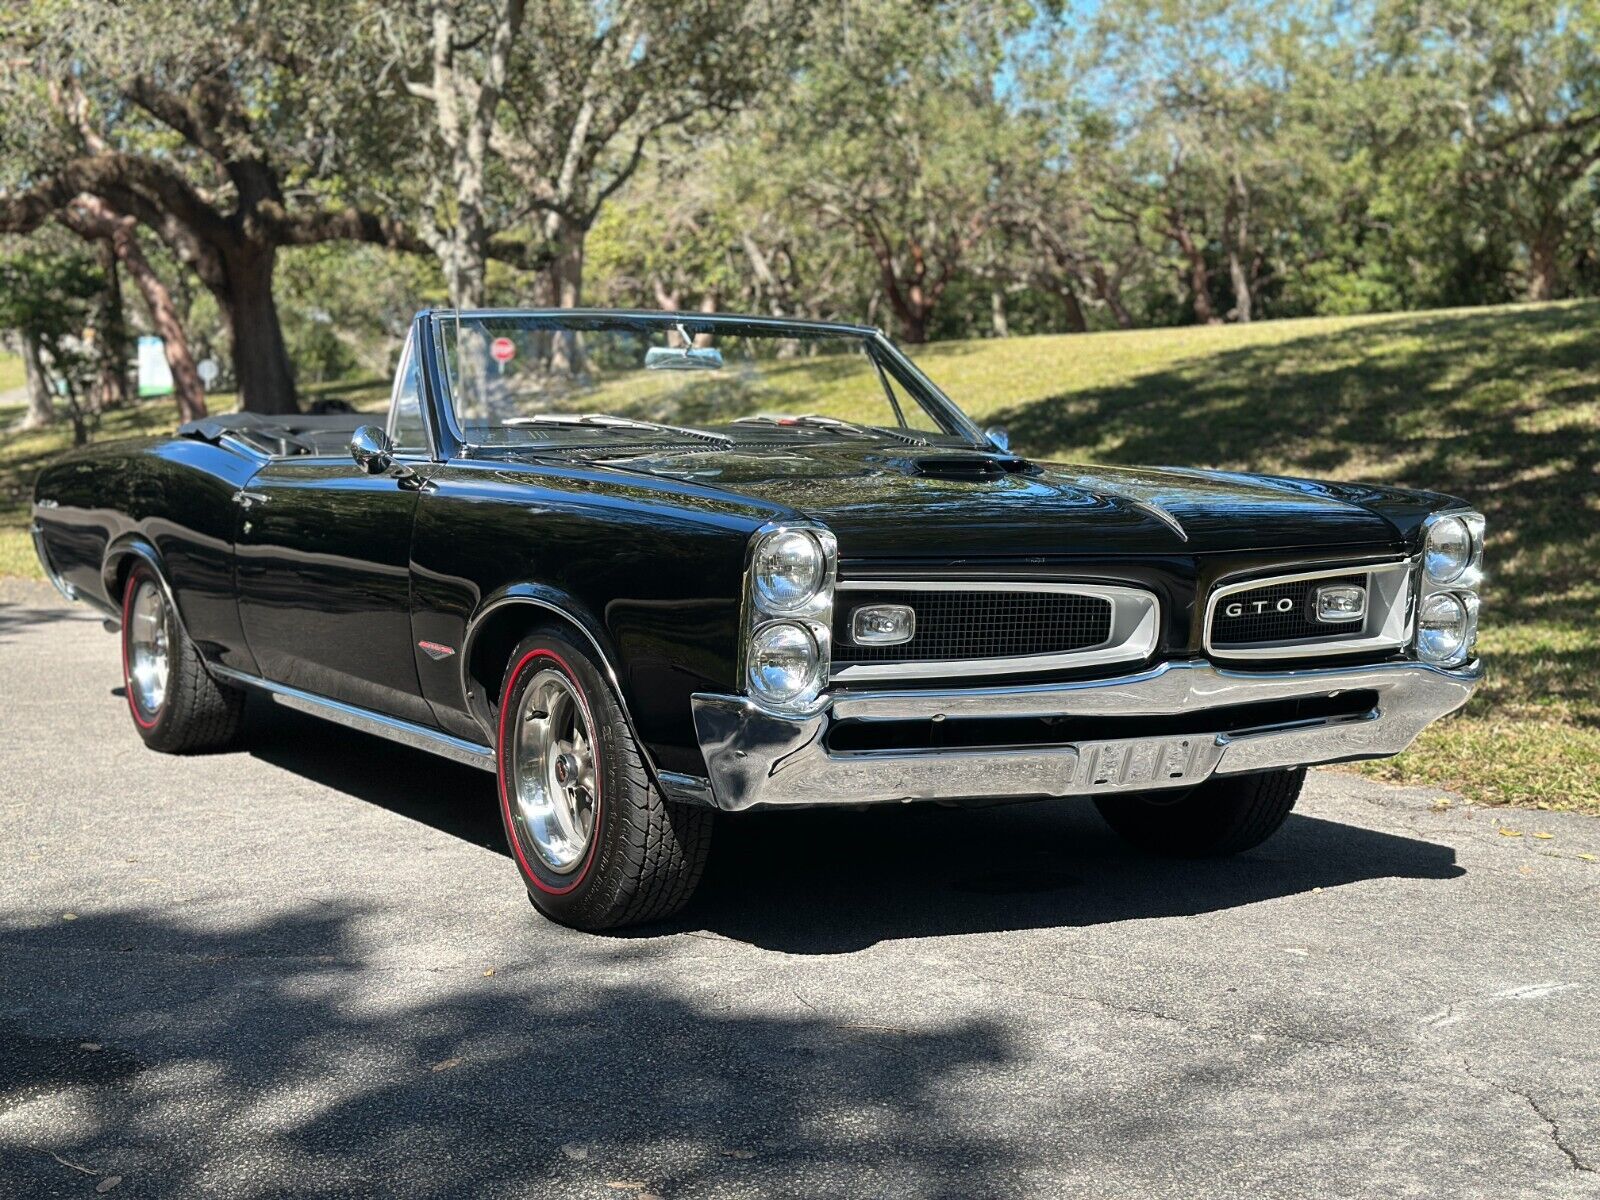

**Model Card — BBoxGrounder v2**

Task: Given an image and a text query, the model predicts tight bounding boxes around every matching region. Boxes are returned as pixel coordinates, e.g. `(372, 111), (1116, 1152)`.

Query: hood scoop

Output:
(908, 453), (1036, 480)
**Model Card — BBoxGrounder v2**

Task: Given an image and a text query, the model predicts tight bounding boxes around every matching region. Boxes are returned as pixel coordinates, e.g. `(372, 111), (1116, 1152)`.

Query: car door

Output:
(234, 343), (436, 724)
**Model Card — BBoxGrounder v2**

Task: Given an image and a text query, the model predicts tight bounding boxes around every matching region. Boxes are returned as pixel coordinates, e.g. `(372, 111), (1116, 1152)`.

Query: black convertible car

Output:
(31, 310), (1484, 929)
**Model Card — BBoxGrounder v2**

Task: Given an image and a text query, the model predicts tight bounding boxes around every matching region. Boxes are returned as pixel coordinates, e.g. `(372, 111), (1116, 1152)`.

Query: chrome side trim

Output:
(690, 658), (1480, 811)
(830, 580), (1160, 682)
(1203, 561), (1413, 661)
(210, 666), (497, 771)
(29, 520), (77, 602)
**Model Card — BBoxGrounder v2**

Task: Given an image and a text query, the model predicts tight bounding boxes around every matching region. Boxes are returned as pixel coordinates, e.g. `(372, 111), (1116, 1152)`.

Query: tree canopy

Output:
(1, 0), (1595, 411)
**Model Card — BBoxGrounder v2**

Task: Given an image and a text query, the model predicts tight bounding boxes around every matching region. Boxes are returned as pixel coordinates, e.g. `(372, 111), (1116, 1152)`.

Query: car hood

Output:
(584, 444), (1431, 559)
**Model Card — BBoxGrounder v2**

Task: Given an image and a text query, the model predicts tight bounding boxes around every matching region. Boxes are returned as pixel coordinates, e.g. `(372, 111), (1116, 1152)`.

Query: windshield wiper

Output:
(502, 413), (732, 446)
(733, 414), (930, 447)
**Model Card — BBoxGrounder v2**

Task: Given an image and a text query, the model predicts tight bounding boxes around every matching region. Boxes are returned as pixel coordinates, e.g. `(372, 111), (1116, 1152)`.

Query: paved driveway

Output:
(1, 580), (1596, 1199)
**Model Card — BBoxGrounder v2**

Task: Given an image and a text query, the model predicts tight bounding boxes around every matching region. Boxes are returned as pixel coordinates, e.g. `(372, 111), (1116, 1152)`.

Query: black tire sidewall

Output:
(496, 633), (627, 918)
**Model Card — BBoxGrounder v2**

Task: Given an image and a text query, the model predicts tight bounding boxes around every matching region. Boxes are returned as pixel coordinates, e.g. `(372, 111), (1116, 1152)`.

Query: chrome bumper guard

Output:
(685, 659), (1480, 811)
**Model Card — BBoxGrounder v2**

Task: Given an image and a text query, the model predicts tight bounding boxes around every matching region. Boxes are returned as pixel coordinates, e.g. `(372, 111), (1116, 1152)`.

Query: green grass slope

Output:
(1, 305), (1594, 812)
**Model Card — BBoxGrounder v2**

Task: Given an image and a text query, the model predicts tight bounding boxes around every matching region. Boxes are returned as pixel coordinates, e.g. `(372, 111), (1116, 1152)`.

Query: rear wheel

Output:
(120, 561), (246, 754)
(496, 630), (712, 930)
(1093, 767), (1304, 857)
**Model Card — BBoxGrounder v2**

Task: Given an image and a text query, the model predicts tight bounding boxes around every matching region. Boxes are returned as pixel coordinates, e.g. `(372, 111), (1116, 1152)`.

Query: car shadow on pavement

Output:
(246, 703), (1464, 956)
(676, 801), (1464, 953)
(0, 905), (1015, 1198)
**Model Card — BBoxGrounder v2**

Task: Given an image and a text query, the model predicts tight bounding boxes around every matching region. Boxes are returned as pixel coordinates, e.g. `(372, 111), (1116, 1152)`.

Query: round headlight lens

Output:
(1425, 516), (1472, 584)
(1417, 593), (1469, 664)
(753, 530), (825, 612)
(747, 622), (822, 707)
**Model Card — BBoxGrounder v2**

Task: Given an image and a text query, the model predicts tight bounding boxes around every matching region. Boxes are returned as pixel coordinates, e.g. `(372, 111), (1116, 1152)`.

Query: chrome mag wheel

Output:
(511, 669), (598, 873)
(127, 579), (171, 717)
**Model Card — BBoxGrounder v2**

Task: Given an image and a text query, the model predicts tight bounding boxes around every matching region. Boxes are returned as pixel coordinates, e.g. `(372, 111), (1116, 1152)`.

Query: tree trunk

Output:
(1223, 171), (1252, 323)
(990, 288), (1010, 338)
(58, 195), (207, 421)
(122, 237), (207, 422)
(218, 243), (298, 414)
(1091, 266), (1134, 329)
(898, 307), (929, 344)
(1527, 228), (1561, 301)
(1053, 282), (1088, 333)
(19, 332), (56, 429)
(1171, 215), (1218, 325)
(90, 240), (130, 411)
(1227, 247), (1252, 323)
(441, 218), (488, 309)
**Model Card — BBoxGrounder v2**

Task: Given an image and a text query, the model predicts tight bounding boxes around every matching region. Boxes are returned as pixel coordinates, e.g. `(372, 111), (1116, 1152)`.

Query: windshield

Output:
(433, 312), (974, 449)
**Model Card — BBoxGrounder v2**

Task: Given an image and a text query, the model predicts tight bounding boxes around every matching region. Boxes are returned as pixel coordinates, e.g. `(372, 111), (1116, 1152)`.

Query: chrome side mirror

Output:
(350, 425), (394, 475)
(984, 426), (1011, 453)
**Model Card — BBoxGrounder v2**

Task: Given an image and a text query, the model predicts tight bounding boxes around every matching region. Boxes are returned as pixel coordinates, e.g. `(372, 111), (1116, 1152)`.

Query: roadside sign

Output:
(197, 358), (220, 388)
(136, 336), (173, 397)
(490, 337), (516, 364)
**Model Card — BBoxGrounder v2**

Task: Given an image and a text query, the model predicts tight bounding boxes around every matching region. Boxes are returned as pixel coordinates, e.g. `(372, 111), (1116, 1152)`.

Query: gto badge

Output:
(1223, 598), (1295, 618)
(418, 640), (457, 661)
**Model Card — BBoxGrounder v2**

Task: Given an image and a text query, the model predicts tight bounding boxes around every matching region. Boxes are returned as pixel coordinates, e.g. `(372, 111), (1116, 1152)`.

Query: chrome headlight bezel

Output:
(1414, 510), (1484, 668)
(739, 522), (836, 714)
(751, 527), (828, 615)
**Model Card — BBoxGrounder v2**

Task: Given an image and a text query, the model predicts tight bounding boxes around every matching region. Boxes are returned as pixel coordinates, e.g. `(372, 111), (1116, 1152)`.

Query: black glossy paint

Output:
(30, 310), (1468, 780)
(235, 458), (436, 723)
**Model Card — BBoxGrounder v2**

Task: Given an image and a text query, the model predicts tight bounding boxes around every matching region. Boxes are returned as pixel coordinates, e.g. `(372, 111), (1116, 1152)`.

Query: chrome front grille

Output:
(1209, 572), (1369, 648)
(834, 588), (1113, 664)
(830, 580), (1160, 682)
(1204, 562), (1414, 661)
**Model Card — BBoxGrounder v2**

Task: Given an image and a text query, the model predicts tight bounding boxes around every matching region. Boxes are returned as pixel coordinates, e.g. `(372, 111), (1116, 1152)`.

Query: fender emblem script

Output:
(418, 641), (457, 661)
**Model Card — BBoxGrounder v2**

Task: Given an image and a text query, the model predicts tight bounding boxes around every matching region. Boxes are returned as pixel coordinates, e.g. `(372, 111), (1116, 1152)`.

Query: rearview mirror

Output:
(645, 346), (723, 371)
(350, 426), (394, 475)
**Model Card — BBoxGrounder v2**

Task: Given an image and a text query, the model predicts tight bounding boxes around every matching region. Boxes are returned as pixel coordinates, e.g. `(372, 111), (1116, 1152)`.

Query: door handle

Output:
(233, 490), (270, 508)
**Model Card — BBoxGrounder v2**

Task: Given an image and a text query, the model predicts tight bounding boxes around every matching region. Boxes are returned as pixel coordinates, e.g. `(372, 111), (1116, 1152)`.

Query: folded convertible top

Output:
(178, 412), (368, 457)
(178, 412), (367, 441)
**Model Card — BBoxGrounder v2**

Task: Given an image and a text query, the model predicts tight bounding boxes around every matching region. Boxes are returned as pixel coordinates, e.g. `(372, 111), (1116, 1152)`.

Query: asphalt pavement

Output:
(1, 579), (1596, 1199)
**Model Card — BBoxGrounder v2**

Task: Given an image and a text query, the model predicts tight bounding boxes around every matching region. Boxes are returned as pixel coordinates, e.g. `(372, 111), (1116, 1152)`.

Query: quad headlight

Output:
(1424, 515), (1472, 584)
(746, 621), (824, 706)
(742, 524), (836, 713)
(752, 528), (827, 613)
(1415, 511), (1484, 667)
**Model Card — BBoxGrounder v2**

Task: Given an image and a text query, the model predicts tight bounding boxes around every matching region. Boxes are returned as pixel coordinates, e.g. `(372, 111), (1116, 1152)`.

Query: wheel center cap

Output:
(554, 753), (576, 785)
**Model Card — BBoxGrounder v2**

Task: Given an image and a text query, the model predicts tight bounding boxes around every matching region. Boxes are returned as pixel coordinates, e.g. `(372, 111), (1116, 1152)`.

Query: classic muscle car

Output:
(31, 309), (1484, 929)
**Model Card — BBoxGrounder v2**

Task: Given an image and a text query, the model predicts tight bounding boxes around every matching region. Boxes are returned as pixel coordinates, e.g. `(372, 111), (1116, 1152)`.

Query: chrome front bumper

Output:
(683, 659), (1481, 811)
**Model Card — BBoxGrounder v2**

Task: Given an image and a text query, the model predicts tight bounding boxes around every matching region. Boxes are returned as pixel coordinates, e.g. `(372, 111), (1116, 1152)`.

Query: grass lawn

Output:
(0, 351), (24, 394)
(1, 305), (1595, 812)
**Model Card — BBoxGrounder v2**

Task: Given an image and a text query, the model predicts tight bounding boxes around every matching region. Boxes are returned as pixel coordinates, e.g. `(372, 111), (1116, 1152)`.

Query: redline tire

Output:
(119, 561), (246, 754)
(496, 630), (712, 930)
(1093, 767), (1304, 857)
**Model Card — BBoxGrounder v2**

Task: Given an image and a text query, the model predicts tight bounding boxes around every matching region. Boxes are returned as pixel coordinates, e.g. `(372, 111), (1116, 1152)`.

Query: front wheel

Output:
(1093, 767), (1305, 857)
(120, 561), (246, 754)
(496, 630), (712, 930)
